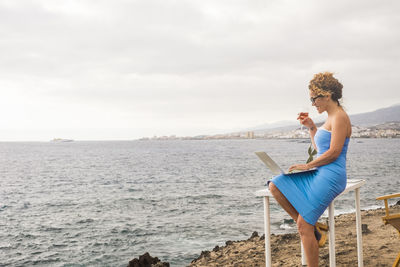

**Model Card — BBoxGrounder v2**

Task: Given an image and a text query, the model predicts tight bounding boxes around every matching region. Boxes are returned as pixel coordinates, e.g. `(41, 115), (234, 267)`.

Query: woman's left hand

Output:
(288, 164), (310, 172)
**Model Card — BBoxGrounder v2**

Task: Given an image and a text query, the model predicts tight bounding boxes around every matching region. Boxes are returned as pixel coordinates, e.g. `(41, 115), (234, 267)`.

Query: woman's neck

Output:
(325, 101), (341, 116)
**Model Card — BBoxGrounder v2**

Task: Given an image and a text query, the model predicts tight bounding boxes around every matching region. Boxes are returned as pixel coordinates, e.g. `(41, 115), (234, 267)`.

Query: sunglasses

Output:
(310, 95), (324, 104)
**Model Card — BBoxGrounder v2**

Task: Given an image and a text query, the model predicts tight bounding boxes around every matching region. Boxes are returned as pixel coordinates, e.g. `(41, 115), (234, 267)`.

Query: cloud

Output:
(0, 0), (399, 140)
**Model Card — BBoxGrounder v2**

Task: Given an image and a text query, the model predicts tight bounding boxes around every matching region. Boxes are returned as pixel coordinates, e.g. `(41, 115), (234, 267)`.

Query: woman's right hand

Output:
(297, 112), (315, 129)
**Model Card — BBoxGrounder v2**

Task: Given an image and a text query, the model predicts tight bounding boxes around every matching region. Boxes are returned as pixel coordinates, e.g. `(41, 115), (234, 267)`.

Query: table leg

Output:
(263, 197), (271, 267)
(328, 200), (336, 267)
(355, 188), (364, 267)
(301, 241), (307, 265)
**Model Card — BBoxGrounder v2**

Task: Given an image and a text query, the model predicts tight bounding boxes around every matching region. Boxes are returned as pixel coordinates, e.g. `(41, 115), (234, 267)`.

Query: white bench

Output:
(255, 179), (365, 267)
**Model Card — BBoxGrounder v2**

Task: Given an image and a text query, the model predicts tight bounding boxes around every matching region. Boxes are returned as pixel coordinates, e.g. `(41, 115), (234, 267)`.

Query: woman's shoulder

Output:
(333, 108), (352, 136)
(334, 108), (350, 122)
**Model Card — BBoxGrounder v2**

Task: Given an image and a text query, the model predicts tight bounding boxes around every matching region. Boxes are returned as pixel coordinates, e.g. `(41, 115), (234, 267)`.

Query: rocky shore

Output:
(130, 205), (400, 267)
(128, 252), (170, 267)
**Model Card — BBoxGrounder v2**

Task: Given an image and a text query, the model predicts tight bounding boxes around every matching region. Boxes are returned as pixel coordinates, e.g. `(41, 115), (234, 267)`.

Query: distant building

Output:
(245, 131), (255, 139)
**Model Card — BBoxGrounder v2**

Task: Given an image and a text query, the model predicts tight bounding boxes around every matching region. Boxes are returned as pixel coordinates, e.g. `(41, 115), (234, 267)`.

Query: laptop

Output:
(255, 151), (317, 175)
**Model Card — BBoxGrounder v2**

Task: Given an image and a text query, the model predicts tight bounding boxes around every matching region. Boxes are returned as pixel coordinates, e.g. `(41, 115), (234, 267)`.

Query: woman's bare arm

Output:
(289, 112), (349, 171)
(306, 113), (348, 168)
(298, 114), (317, 150)
(309, 125), (317, 150)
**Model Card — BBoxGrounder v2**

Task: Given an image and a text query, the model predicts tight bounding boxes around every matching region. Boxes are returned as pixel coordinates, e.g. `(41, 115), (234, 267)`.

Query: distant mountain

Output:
(349, 104), (400, 126)
(241, 103), (400, 133)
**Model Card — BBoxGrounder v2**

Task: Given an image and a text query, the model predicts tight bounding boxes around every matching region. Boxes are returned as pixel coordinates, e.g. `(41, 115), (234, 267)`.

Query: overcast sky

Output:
(1, 0), (399, 141)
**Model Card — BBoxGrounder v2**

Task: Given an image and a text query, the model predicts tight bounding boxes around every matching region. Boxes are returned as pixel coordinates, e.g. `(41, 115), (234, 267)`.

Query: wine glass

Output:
(298, 106), (309, 131)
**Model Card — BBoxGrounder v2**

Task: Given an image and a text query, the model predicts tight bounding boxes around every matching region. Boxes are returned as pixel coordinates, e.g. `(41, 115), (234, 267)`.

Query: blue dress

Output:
(269, 128), (350, 225)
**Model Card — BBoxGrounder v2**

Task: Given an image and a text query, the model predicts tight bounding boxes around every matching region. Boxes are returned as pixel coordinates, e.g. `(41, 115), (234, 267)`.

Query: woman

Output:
(268, 72), (351, 267)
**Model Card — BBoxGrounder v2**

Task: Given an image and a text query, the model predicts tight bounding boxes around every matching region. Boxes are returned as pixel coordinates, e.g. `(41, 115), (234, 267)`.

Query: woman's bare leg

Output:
(269, 182), (319, 266)
(297, 215), (319, 267)
(268, 182), (299, 221)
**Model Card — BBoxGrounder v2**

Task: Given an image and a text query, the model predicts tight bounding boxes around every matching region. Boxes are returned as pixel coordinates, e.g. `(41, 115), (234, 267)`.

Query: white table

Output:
(255, 179), (365, 267)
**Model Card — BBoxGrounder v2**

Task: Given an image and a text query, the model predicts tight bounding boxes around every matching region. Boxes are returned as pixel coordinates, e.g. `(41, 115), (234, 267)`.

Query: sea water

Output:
(0, 139), (399, 266)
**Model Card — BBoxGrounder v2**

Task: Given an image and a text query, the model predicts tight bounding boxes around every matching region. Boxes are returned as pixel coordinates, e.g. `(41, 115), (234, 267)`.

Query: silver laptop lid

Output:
(255, 151), (284, 175)
(255, 151), (317, 175)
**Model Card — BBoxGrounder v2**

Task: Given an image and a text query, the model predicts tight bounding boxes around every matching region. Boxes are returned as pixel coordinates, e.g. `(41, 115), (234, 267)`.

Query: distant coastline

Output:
(138, 122), (400, 141)
(140, 103), (400, 141)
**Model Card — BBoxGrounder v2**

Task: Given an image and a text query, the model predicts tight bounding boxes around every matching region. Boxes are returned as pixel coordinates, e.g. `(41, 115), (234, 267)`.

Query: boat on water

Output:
(51, 138), (74, 142)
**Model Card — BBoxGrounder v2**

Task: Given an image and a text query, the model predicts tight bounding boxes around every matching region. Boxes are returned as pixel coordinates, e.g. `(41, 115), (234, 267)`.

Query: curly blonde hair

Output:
(309, 72), (343, 106)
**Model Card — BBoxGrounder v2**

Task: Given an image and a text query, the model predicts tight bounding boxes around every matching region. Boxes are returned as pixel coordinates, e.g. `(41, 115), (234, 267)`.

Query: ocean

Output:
(1, 138), (399, 266)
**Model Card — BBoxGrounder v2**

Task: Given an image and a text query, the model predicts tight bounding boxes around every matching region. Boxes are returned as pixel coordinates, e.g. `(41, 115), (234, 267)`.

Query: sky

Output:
(1, 0), (399, 141)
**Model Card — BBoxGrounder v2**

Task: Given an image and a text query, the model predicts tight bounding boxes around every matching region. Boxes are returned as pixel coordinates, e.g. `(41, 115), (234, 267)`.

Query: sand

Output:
(188, 206), (400, 267)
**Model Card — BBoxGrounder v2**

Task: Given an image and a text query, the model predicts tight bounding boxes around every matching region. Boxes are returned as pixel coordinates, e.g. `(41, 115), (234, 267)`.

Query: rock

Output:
(191, 249), (211, 263)
(280, 233), (296, 242)
(200, 250), (210, 258)
(128, 252), (169, 267)
(225, 240), (233, 246)
(249, 231), (259, 240)
(283, 218), (295, 224)
(362, 224), (371, 234)
(212, 245), (220, 252)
